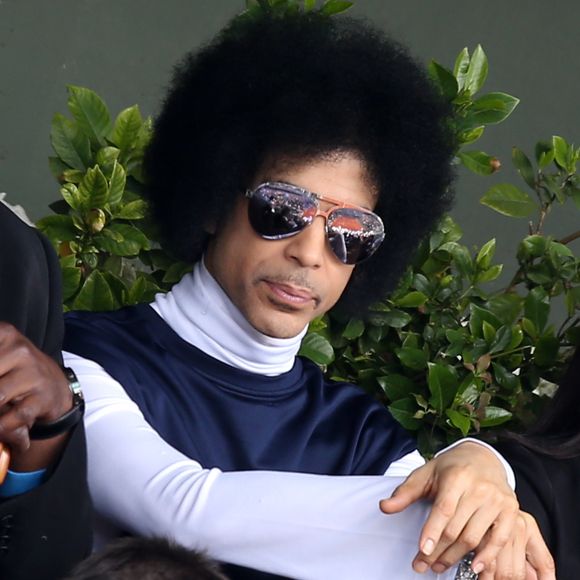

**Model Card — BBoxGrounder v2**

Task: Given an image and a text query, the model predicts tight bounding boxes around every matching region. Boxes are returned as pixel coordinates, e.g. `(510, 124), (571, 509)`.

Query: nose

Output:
(283, 217), (327, 268)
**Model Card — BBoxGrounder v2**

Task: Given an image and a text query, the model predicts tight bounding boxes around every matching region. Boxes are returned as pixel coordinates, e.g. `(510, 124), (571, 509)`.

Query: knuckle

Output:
(434, 498), (456, 519)
(459, 532), (480, 551)
(440, 527), (459, 543)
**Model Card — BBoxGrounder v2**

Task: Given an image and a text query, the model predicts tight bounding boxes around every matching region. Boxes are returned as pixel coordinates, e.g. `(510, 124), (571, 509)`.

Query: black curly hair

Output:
(143, 10), (456, 314)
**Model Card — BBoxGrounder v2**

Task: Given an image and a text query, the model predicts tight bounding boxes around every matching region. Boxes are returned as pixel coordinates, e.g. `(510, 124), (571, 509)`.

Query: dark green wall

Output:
(1, 1), (578, 270)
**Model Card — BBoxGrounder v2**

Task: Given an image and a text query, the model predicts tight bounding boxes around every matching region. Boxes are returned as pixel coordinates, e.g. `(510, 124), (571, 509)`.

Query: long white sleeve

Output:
(65, 352), (455, 580)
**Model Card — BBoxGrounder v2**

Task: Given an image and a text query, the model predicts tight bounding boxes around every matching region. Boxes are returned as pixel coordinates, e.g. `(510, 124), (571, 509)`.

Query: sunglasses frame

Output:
(245, 181), (385, 264)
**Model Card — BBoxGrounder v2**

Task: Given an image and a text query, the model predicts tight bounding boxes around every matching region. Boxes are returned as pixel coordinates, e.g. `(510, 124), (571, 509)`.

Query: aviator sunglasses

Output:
(245, 182), (385, 265)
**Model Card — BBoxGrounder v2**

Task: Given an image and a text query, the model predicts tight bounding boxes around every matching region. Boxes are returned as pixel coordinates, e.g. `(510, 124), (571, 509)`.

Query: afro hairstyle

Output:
(143, 10), (456, 315)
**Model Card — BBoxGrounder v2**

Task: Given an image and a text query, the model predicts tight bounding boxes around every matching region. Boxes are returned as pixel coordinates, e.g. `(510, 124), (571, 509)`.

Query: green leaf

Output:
(469, 92), (520, 125)
(48, 156), (70, 181)
(482, 320), (496, 343)
(114, 199), (147, 220)
(519, 234), (548, 258)
(534, 335), (560, 367)
(342, 318), (365, 339)
(552, 135), (569, 169)
(67, 85), (111, 147)
(485, 294), (523, 325)
(79, 165), (109, 207)
(320, 0), (353, 15)
(439, 242), (473, 277)
(96, 146), (121, 176)
(61, 267), (82, 301)
(36, 215), (78, 242)
(464, 45), (488, 96)
(534, 141), (554, 169)
(108, 161), (127, 206)
(127, 275), (160, 305)
(60, 183), (85, 211)
(469, 304), (502, 338)
(476, 238), (496, 269)
(453, 47), (470, 89)
(446, 409), (471, 436)
(476, 264), (503, 283)
(299, 333), (334, 365)
(96, 223), (150, 256)
(377, 374), (416, 402)
(512, 147), (536, 189)
(396, 347), (428, 370)
(489, 325), (512, 354)
(458, 126), (485, 146)
(428, 61), (458, 100)
(72, 270), (115, 311)
(368, 309), (412, 328)
(524, 286), (550, 333)
(110, 105), (143, 152)
(458, 151), (497, 176)
(491, 362), (519, 391)
(427, 362), (458, 412)
(521, 317), (538, 339)
(480, 183), (537, 217)
(304, 0), (316, 10)
(394, 291), (428, 308)
(50, 113), (91, 170)
(479, 406), (512, 427)
(388, 398), (422, 430)
(161, 261), (192, 284)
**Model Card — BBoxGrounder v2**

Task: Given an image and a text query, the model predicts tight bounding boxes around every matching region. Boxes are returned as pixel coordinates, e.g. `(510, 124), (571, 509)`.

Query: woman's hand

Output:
(380, 441), (519, 575)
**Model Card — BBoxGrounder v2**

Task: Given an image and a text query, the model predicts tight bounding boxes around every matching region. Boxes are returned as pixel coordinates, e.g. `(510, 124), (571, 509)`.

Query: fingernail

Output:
(432, 563), (447, 573)
(421, 538), (435, 556)
(472, 562), (484, 574)
(413, 561), (429, 574)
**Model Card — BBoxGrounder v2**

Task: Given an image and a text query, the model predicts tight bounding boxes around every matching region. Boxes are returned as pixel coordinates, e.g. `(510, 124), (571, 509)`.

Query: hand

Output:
(379, 441), (518, 575)
(478, 511), (555, 580)
(0, 322), (72, 456)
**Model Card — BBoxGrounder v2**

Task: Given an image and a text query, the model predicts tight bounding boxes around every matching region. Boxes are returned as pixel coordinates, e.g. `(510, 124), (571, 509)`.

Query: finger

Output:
(413, 477), (466, 558)
(510, 516), (528, 580)
(379, 462), (435, 514)
(525, 562), (539, 580)
(0, 367), (36, 407)
(425, 503), (500, 573)
(0, 399), (40, 451)
(0, 443), (10, 484)
(470, 501), (519, 574)
(521, 514), (556, 580)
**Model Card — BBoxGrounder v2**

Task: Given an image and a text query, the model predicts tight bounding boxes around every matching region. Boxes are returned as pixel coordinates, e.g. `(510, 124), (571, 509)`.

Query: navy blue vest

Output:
(64, 304), (415, 475)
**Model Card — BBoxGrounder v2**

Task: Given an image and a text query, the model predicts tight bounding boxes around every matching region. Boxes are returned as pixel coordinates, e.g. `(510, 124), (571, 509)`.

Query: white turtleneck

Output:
(150, 260), (306, 376)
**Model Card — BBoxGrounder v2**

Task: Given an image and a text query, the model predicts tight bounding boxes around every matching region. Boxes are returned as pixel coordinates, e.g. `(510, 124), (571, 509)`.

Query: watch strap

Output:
(29, 367), (85, 440)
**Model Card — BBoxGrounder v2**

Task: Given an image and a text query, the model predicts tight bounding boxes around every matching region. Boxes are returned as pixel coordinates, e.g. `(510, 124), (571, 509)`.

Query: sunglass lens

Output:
(327, 208), (385, 264)
(248, 185), (314, 238)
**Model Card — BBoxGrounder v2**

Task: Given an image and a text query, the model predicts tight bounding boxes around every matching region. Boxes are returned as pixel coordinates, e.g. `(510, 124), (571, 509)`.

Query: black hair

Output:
(64, 536), (227, 580)
(143, 11), (456, 314)
(502, 348), (580, 458)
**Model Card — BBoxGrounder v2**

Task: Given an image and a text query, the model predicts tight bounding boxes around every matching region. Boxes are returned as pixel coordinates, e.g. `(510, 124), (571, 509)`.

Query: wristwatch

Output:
(29, 367), (85, 440)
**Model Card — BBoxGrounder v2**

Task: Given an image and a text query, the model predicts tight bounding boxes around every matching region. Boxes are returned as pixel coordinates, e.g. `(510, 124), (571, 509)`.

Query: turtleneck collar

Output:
(150, 260), (307, 376)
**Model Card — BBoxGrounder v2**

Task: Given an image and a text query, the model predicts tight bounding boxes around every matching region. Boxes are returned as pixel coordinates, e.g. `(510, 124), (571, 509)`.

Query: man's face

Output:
(204, 153), (376, 339)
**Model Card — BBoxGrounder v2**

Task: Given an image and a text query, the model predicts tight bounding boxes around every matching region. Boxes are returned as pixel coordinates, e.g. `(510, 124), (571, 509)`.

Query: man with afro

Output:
(61, 9), (553, 580)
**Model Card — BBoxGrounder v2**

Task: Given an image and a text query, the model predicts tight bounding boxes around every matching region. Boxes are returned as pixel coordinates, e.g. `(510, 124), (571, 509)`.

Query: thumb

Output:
(379, 462), (433, 514)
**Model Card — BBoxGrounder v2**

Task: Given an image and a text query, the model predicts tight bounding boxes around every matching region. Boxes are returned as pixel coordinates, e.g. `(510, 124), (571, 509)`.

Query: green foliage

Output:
(429, 45), (519, 174)
(38, 86), (189, 311)
(242, 0), (353, 17)
(37, 3), (578, 456)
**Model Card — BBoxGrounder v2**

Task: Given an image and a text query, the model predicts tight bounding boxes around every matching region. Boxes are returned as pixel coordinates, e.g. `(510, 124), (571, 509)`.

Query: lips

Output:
(264, 281), (316, 305)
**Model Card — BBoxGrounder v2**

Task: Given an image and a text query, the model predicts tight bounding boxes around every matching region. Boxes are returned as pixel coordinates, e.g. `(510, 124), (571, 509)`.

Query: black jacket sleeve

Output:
(0, 423), (92, 580)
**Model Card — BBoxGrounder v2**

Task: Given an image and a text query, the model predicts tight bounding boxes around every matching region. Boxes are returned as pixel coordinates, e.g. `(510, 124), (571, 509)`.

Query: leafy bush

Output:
(37, 1), (579, 455)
